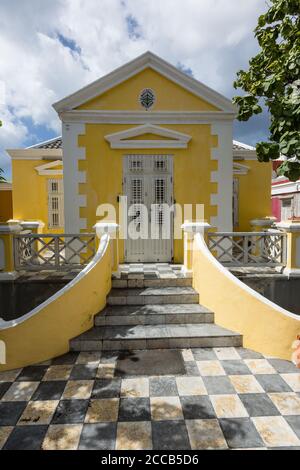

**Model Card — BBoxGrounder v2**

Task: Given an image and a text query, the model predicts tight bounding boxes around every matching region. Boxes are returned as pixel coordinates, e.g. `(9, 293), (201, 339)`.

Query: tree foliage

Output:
(233, 0), (300, 180)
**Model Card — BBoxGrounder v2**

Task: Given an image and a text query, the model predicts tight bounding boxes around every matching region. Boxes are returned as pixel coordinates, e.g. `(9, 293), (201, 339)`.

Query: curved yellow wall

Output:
(235, 160), (272, 231)
(0, 235), (112, 371)
(192, 233), (300, 360)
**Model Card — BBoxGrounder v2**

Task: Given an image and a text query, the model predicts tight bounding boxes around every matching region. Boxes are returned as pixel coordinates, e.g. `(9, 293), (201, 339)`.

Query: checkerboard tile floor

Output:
(0, 347), (299, 450)
(113, 263), (184, 280)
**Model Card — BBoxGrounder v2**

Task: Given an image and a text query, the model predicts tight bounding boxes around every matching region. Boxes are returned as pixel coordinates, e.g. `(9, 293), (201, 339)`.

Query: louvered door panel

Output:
(124, 155), (173, 262)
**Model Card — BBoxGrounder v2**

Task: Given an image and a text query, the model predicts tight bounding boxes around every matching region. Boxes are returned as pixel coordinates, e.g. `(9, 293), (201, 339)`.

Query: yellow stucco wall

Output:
(11, 159), (63, 233)
(235, 159), (272, 231)
(192, 233), (300, 360)
(78, 123), (218, 263)
(77, 68), (220, 111)
(0, 189), (13, 223)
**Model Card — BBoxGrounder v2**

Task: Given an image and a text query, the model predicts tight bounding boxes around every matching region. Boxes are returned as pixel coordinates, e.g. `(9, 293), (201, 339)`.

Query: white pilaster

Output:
(62, 122), (87, 233)
(210, 121), (233, 231)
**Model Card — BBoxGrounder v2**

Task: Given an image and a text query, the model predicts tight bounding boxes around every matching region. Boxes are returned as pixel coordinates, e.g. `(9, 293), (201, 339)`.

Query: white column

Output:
(210, 121), (233, 231)
(181, 221), (211, 277)
(62, 122), (87, 233)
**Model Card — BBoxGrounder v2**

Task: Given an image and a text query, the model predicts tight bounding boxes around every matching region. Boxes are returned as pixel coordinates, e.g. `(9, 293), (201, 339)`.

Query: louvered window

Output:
(48, 179), (64, 228)
(233, 178), (239, 227)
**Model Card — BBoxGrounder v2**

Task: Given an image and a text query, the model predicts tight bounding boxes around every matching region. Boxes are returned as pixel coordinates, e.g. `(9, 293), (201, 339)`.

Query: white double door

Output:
(123, 155), (173, 262)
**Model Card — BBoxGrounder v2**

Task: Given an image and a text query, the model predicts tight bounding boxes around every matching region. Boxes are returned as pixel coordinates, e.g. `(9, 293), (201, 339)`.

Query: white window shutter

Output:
(48, 178), (64, 228)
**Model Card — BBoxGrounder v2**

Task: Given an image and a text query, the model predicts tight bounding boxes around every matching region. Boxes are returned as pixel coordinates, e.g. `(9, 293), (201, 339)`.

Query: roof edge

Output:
(53, 51), (237, 114)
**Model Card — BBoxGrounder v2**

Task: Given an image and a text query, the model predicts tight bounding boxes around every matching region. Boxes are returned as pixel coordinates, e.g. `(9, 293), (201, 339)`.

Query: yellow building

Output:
(7, 143), (63, 232)
(0, 182), (13, 223)
(2, 53), (299, 372)
(6, 51), (272, 261)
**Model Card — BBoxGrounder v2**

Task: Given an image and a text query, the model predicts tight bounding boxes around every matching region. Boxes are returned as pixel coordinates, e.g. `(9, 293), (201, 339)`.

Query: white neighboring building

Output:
(272, 158), (300, 221)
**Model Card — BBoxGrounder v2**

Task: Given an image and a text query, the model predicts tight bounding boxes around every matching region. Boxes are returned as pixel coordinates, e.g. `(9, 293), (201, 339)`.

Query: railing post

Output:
(54, 236), (60, 268)
(243, 235), (248, 264)
(0, 223), (22, 279)
(250, 218), (275, 260)
(93, 222), (119, 273)
(276, 221), (300, 277)
(19, 220), (45, 235)
(181, 221), (211, 277)
(20, 220), (45, 263)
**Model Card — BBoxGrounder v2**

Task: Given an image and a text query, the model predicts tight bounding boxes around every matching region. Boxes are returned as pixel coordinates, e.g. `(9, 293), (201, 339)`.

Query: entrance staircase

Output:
(70, 265), (242, 351)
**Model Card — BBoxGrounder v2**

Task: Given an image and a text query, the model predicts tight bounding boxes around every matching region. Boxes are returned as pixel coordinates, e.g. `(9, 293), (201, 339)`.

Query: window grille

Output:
(139, 88), (155, 110)
(233, 178), (239, 227)
(48, 179), (64, 228)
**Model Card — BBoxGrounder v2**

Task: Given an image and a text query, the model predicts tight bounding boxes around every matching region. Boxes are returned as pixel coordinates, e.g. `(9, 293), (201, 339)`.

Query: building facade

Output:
(6, 52), (272, 262)
(272, 158), (300, 222)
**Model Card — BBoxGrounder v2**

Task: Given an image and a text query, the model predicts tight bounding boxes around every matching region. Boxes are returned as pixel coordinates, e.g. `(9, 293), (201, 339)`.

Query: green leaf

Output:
(232, 0), (300, 179)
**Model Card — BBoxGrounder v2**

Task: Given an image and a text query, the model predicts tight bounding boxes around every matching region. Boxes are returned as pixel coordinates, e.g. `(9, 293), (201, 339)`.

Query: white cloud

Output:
(0, 0), (267, 179)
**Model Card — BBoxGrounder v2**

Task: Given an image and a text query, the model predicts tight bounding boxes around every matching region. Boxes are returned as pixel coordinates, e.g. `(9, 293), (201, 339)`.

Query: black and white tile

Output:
(0, 347), (299, 450)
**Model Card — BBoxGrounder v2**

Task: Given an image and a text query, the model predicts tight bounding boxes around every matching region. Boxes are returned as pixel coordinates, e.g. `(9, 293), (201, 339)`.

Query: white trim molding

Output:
(59, 110), (235, 124)
(233, 162), (250, 175)
(104, 123), (191, 149)
(233, 140), (255, 151)
(272, 180), (300, 196)
(233, 150), (257, 160)
(53, 51), (236, 114)
(35, 160), (63, 176)
(6, 149), (62, 160)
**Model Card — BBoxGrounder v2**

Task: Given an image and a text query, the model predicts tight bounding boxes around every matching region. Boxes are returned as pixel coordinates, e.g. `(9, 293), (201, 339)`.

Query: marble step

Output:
(112, 277), (193, 288)
(107, 287), (199, 305)
(70, 323), (242, 351)
(95, 304), (214, 326)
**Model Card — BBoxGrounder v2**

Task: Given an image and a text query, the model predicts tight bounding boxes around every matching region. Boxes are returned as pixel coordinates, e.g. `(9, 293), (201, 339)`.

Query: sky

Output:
(0, 0), (269, 181)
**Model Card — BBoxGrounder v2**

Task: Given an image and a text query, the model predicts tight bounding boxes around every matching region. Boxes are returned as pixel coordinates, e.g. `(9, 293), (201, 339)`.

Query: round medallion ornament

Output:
(139, 88), (155, 110)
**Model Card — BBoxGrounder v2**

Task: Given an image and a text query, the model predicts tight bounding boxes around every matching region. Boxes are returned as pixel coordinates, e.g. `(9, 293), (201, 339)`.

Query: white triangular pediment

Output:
(104, 124), (192, 149)
(35, 160), (63, 175)
(53, 51), (236, 114)
(233, 162), (250, 175)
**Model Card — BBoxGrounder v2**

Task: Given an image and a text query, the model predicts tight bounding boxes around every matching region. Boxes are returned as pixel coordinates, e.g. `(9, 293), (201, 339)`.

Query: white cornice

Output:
(109, 140), (189, 149)
(233, 139), (255, 151)
(233, 150), (257, 160)
(272, 181), (300, 196)
(53, 51), (237, 114)
(105, 123), (191, 149)
(6, 149), (62, 160)
(59, 110), (235, 124)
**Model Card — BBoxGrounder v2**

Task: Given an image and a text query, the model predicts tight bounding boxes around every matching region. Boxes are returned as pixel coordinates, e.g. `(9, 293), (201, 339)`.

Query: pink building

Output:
(272, 159), (300, 222)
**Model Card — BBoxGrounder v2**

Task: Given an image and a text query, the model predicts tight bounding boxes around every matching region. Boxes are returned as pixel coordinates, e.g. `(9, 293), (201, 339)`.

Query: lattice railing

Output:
(207, 231), (286, 267)
(14, 233), (96, 271)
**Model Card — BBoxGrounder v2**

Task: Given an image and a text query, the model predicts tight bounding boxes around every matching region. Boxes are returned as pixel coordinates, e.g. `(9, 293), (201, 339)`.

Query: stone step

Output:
(107, 287), (199, 305)
(112, 277), (193, 288)
(95, 304), (214, 326)
(70, 323), (242, 351)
